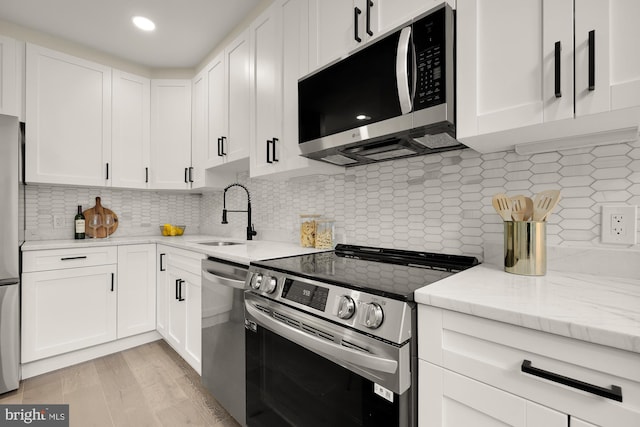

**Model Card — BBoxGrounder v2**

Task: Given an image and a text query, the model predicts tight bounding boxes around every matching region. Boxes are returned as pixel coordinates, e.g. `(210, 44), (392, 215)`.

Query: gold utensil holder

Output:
(504, 221), (546, 276)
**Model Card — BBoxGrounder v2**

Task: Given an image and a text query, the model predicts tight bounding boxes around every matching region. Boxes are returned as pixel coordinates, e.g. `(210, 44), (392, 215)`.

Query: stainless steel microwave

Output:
(298, 3), (463, 167)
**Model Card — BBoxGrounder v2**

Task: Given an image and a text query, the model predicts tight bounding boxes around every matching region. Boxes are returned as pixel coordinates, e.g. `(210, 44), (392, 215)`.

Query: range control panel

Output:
(246, 268), (412, 344)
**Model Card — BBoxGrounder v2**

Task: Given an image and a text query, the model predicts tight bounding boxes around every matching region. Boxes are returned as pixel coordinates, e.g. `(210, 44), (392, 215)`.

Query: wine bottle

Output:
(74, 205), (85, 239)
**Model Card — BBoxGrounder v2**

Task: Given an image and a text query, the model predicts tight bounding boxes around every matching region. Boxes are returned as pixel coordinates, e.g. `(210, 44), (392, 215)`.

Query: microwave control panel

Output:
(414, 7), (446, 111)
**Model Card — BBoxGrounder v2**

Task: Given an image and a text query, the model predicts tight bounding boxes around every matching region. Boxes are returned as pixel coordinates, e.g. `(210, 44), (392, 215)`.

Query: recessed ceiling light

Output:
(132, 16), (156, 32)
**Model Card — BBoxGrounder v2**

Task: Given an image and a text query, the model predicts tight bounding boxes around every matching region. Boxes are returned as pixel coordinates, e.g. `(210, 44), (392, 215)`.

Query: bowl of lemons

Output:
(160, 224), (186, 236)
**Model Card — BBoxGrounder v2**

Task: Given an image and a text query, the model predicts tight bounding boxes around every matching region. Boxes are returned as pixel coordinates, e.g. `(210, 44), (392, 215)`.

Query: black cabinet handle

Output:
(588, 30), (595, 91)
(159, 253), (165, 271)
(175, 278), (180, 300)
(366, 1), (374, 36)
(106, 163), (110, 180)
(188, 167), (194, 183)
(185, 167), (189, 183)
(220, 136), (227, 155)
(521, 360), (622, 402)
(554, 41), (561, 98)
(111, 273), (114, 292)
(266, 139), (272, 163)
(354, 7), (362, 43)
(217, 137), (223, 157)
(145, 167), (149, 183)
(60, 256), (87, 261)
(272, 137), (279, 162)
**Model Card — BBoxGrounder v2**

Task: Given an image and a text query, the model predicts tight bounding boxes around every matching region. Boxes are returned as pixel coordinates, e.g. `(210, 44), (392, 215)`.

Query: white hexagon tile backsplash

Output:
(28, 139), (640, 261)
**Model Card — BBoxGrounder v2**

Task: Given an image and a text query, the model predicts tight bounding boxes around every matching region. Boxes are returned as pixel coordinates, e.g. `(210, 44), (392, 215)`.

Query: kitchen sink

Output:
(198, 241), (244, 246)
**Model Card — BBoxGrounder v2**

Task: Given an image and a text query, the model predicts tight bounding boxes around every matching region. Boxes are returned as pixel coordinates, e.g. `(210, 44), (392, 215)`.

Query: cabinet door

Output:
(419, 361), (567, 427)
(117, 244), (156, 338)
(206, 53), (227, 168)
(22, 265), (117, 362)
(166, 268), (187, 351)
(457, 0), (547, 138)
(308, 0), (356, 71)
(225, 30), (251, 162)
(190, 69), (207, 188)
(156, 248), (168, 338)
(112, 70), (150, 189)
(376, 0), (447, 35)
(150, 79), (192, 189)
(250, 4), (283, 176)
(25, 43), (112, 187)
(0, 35), (17, 116)
(575, 0), (640, 116)
(184, 278), (202, 374)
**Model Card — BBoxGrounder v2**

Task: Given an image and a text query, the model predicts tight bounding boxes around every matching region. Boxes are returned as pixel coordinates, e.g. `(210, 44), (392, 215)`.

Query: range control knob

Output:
(263, 277), (277, 294)
(337, 296), (356, 319)
(362, 303), (384, 329)
(250, 273), (263, 290)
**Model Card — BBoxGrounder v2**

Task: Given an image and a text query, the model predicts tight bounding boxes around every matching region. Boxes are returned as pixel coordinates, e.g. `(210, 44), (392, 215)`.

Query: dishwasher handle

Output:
(202, 269), (246, 290)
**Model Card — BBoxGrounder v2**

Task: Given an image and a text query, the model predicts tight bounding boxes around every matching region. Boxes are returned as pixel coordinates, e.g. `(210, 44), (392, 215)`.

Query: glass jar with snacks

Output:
(299, 214), (321, 247)
(315, 219), (335, 249)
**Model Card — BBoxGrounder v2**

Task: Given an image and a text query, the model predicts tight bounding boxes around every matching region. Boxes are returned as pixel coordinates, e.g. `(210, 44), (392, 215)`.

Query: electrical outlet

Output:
(601, 205), (637, 245)
(53, 215), (65, 229)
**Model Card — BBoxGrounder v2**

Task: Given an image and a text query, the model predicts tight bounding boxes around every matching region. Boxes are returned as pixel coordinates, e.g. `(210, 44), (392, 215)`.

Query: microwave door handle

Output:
(396, 26), (412, 114)
(245, 301), (398, 374)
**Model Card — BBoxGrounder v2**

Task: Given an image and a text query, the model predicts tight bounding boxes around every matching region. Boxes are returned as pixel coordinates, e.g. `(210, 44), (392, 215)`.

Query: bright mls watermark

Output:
(0, 405), (68, 427)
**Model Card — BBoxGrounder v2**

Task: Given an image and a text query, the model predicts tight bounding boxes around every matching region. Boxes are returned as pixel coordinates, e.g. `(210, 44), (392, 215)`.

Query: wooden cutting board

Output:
(83, 197), (118, 238)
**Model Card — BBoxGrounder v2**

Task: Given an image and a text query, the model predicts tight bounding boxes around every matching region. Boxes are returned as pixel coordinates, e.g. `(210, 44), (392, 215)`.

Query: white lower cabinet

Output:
(22, 255), (118, 362)
(420, 361), (566, 427)
(156, 244), (204, 374)
(418, 305), (640, 427)
(116, 244), (156, 338)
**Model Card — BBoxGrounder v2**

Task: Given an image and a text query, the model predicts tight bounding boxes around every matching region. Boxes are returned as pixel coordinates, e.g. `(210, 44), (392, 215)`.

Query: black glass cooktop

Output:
(251, 244), (479, 302)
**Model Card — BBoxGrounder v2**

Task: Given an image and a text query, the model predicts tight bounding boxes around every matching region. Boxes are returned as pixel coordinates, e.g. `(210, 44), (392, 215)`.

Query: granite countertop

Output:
(414, 263), (640, 354)
(21, 235), (325, 265)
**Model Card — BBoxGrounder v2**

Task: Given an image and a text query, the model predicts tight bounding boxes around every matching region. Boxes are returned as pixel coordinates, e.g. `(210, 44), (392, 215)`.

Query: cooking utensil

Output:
(532, 190), (561, 221)
(492, 193), (512, 221)
(83, 197), (118, 238)
(511, 195), (533, 221)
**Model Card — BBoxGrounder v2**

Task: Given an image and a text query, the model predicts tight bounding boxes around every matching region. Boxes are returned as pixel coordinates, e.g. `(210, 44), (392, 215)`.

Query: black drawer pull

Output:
(111, 273), (114, 292)
(60, 256), (87, 261)
(159, 253), (166, 271)
(521, 360), (622, 402)
(178, 279), (185, 302)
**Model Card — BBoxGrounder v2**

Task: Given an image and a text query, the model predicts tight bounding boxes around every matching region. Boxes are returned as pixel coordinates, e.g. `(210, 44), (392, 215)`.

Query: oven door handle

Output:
(245, 302), (398, 374)
(202, 269), (246, 290)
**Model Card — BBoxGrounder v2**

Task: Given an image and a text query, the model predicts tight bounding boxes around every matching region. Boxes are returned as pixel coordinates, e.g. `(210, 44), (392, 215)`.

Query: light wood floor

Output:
(0, 340), (242, 427)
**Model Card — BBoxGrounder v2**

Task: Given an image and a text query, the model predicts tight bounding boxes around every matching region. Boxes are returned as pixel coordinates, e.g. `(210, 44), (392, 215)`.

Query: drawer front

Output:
(23, 246), (118, 272)
(158, 245), (204, 276)
(418, 305), (640, 427)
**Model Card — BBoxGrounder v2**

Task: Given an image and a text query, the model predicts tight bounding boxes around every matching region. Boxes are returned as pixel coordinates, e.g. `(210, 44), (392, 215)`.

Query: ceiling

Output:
(0, 0), (262, 69)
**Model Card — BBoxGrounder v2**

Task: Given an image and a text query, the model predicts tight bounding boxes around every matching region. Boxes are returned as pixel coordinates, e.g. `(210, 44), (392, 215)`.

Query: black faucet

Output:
(221, 183), (257, 240)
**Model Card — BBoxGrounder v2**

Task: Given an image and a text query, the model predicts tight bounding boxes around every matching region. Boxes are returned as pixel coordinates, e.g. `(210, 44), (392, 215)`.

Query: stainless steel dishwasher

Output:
(201, 256), (248, 427)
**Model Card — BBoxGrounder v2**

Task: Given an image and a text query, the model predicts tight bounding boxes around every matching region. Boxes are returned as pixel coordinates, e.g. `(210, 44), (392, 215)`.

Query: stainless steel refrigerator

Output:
(0, 114), (21, 394)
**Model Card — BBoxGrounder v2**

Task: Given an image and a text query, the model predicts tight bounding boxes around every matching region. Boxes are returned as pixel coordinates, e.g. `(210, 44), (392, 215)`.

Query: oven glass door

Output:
(246, 323), (407, 427)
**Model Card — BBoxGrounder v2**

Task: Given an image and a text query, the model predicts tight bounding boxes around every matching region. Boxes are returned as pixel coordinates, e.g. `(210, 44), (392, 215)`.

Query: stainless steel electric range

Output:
(244, 244), (479, 427)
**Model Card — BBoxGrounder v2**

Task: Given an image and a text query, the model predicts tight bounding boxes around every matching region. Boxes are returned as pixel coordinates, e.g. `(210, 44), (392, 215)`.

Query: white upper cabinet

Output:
(204, 52), (226, 168)
(200, 30), (251, 170)
(111, 70), (150, 189)
(25, 43), (112, 187)
(224, 30), (251, 163)
(457, 0), (640, 154)
(308, 0), (443, 73)
(250, 0), (344, 179)
(190, 69), (207, 189)
(575, 0), (640, 116)
(0, 35), (18, 117)
(150, 79), (192, 190)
